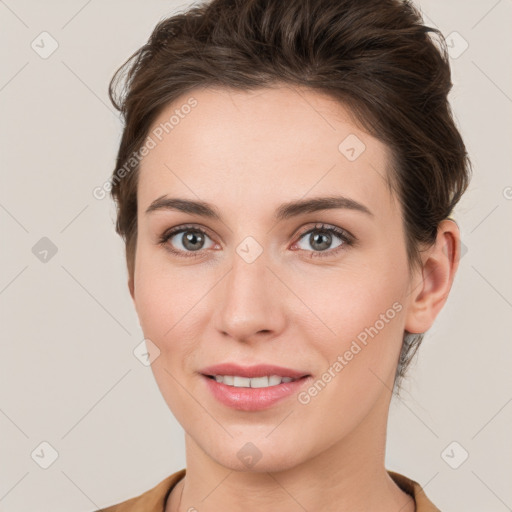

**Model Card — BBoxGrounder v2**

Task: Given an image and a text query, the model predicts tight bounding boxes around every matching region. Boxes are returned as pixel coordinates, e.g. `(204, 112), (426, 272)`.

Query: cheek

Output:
(132, 248), (220, 389)
(132, 257), (202, 405)
(133, 243), (203, 335)
(133, 271), (173, 341)
(291, 269), (407, 431)
(295, 259), (408, 377)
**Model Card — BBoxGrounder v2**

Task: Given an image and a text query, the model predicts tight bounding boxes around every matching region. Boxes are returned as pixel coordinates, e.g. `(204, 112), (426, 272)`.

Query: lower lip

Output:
(202, 374), (311, 411)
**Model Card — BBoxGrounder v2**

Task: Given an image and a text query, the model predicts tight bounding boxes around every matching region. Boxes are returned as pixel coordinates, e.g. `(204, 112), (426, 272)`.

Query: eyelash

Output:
(158, 223), (355, 259)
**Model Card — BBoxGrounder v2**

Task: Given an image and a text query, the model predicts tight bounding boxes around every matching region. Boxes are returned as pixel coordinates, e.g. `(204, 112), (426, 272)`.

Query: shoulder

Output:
(388, 470), (441, 512)
(96, 468), (186, 512)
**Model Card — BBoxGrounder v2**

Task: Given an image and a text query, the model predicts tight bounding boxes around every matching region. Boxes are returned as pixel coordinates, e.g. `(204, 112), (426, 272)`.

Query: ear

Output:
(404, 219), (461, 334)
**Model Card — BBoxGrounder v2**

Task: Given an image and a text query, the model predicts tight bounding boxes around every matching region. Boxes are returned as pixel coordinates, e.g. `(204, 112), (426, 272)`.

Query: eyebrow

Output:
(145, 195), (373, 221)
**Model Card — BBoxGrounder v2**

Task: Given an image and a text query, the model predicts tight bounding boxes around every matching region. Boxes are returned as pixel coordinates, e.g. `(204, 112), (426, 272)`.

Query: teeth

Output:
(234, 376), (251, 387)
(211, 375), (297, 388)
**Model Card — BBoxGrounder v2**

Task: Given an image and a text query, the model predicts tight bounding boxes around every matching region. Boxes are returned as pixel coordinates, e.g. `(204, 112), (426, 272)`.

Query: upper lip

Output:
(200, 363), (310, 379)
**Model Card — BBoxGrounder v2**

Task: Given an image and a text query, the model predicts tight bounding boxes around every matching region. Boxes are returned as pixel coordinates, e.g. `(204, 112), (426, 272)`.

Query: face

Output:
(131, 85), (419, 472)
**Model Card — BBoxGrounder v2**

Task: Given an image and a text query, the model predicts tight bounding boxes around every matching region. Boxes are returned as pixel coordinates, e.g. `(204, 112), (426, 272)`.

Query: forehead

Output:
(137, 85), (396, 221)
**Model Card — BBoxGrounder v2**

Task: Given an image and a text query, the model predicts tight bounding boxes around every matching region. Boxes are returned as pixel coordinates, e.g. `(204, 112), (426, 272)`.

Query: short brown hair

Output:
(108, 0), (472, 391)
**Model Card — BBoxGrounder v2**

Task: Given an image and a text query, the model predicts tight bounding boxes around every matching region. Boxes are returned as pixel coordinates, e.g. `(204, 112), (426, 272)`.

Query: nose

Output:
(212, 246), (286, 343)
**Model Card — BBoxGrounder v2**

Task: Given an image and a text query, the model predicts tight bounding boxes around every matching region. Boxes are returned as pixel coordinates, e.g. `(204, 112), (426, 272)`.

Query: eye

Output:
(158, 225), (216, 258)
(293, 223), (354, 258)
(158, 222), (355, 260)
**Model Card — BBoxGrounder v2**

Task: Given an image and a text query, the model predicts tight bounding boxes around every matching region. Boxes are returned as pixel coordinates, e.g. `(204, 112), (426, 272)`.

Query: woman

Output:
(99, 0), (471, 510)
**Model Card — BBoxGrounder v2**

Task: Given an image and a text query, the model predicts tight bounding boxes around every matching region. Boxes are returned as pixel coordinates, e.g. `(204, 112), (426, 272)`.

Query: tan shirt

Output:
(98, 468), (440, 511)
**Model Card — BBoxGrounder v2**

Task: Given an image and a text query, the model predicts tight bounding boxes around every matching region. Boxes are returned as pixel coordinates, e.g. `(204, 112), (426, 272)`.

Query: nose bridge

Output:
(214, 237), (284, 340)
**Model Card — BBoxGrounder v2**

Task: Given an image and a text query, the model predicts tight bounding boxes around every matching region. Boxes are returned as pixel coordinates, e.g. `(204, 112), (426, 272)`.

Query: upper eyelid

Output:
(297, 223), (352, 238)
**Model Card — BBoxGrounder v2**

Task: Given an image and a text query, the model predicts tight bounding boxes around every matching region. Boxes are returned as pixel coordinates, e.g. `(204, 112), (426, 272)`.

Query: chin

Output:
(218, 450), (306, 474)
(198, 429), (311, 473)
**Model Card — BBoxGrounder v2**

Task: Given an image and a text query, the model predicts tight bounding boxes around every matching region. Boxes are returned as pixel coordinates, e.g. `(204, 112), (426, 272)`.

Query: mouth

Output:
(200, 368), (312, 411)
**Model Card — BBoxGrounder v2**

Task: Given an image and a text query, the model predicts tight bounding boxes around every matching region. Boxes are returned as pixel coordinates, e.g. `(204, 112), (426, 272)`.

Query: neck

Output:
(167, 390), (415, 512)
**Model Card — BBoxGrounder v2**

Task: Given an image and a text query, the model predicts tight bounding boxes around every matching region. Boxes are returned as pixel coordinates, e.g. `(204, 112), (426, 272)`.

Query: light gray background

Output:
(1, 1), (511, 511)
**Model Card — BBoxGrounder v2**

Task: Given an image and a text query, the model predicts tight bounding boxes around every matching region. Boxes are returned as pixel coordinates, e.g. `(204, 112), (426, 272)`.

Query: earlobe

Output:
(404, 219), (461, 334)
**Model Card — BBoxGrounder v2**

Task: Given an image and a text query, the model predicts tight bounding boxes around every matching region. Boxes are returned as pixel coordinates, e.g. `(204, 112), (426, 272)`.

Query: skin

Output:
(129, 84), (460, 512)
